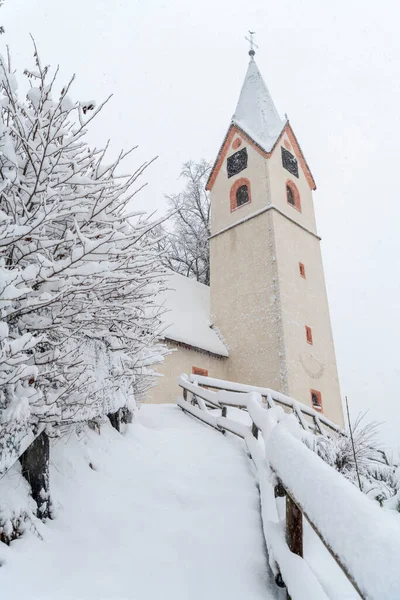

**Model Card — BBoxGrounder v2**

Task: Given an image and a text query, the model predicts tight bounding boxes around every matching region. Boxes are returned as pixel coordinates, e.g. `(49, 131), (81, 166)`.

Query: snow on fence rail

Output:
(189, 373), (389, 465)
(178, 373), (400, 600)
(189, 373), (343, 433)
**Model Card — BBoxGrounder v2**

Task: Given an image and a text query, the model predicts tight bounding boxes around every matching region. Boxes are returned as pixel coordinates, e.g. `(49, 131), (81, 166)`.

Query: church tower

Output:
(207, 48), (343, 425)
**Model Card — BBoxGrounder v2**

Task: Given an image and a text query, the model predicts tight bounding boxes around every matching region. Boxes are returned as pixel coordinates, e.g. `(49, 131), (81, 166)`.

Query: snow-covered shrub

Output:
(307, 415), (398, 508)
(0, 458), (40, 545)
(0, 45), (167, 468)
(0, 259), (39, 474)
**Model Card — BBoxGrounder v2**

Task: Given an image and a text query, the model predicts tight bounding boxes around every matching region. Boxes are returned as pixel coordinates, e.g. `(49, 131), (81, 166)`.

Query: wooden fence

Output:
(178, 373), (398, 600)
(188, 373), (389, 465)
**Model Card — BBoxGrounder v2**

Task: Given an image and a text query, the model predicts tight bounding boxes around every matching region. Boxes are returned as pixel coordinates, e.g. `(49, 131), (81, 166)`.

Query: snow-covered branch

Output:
(0, 46), (168, 474)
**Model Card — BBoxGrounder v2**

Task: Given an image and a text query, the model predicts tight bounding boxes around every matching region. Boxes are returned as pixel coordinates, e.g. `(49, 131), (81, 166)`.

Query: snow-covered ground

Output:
(0, 405), (279, 600)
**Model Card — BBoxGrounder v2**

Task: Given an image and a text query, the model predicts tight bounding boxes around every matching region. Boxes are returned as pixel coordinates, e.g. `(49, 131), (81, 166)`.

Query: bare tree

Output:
(0, 0), (5, 35)
(162, 160), (211, 285)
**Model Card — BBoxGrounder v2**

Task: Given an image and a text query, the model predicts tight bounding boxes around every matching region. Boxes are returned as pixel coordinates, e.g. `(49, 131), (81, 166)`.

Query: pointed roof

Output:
(232, 57), (285, 153)
(206, 56), (316, 192)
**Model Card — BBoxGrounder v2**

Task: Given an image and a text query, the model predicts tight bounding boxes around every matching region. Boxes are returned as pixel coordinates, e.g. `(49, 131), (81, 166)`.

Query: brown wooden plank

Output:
(286, 494), (303, 557)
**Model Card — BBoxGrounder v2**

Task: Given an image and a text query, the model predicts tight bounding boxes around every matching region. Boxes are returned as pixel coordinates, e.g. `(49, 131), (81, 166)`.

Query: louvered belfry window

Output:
(227, 148), (248, 178)
(281, 147), (299, 178)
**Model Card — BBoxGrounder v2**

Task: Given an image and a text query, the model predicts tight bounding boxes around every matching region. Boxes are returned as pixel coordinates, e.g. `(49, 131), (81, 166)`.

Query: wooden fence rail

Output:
(178, 373), (400, 600)
(189, 373), (389, 465)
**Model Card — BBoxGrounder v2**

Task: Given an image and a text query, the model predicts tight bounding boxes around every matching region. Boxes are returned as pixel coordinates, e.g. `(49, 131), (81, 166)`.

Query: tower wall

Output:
(210, 139), (269, 236)
(271, 209), (343, 424)
(209, 129), (343, 425)
(267, 132), (317, 234)
(210, 210), (282, 390)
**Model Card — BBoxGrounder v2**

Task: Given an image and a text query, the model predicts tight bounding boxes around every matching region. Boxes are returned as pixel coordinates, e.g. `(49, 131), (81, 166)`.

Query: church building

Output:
(149, 48), (343, 427)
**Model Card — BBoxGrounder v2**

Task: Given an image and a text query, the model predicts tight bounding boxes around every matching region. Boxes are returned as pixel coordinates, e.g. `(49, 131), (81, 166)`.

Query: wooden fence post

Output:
(221, 406), (227, 418)
(286, 494), (303, 557)
(285, 493), (303, 600)
(183, 388), (188, 402)
(251, 422), (259, 439)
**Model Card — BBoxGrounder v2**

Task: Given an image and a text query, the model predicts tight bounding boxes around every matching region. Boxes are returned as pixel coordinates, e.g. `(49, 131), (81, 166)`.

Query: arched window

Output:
(286, 180), (301, 212)
(287, 185), (295, 206)
(230, 177), (251, 211)
(236, 184), (249, 207)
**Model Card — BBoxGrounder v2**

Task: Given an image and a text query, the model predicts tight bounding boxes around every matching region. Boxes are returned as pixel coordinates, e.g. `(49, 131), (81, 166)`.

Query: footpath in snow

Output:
(0, 404), (280, 600)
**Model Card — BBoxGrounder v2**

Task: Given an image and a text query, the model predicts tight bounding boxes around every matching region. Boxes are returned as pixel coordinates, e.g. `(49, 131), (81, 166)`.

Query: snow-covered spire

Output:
(232, 58), (285, 153)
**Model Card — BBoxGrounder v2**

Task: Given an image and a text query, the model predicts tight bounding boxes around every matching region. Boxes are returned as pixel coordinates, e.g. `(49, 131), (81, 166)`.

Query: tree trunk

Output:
(20, 431), (51, 520)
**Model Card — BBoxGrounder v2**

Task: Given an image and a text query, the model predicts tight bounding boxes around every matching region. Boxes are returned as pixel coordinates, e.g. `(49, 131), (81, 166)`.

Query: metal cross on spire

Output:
(245, 31), (258, 58)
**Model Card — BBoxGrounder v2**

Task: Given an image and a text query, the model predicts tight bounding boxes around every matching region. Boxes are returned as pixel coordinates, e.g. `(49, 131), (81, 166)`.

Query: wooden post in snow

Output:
(285, 493), (303, 600)
(286, 494), (303, 557)
(221, 406), (227, 418)
(251, 422), (259, 439)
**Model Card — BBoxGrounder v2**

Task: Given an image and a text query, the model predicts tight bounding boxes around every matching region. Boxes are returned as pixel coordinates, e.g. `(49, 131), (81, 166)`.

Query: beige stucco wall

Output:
(146, 341), (228, 404)
(268, 133), (318, 234)
(210, 206), (283, 392)
(272, 209), (343, 425)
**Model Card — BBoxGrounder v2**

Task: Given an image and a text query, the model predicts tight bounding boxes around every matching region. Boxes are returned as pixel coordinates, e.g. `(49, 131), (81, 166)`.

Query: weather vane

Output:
(245, 31), (258, 57)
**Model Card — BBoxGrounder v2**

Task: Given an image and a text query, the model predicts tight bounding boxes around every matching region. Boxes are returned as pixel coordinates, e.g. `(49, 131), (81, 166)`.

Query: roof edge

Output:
(206, 122), (272, 192)
(206, 120), (316, 192)
(165, 336), (229, 359)
(284, 121), (317, 191)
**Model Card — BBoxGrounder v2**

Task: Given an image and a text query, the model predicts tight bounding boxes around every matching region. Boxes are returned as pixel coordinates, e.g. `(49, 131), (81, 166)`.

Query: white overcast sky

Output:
(3, 0), (400, 451)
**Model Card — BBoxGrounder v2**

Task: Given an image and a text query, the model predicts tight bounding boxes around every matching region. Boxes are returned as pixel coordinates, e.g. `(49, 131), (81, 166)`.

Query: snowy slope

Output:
(0, 405), (277, 600)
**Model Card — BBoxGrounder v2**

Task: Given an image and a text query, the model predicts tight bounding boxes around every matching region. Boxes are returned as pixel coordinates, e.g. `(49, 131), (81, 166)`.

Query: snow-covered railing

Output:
(178, 374), (400, 600)
(189, 373), (344, 436)
(189, 374), (389, 465)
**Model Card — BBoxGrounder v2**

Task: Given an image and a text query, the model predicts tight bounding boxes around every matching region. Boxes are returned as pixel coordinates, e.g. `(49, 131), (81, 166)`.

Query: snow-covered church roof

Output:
(159, 272), (229, 358)
(232, 57), (285, 153)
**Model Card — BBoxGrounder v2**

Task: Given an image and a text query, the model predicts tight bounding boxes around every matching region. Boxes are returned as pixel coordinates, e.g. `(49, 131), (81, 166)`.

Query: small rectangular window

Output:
(305, 326), (313, 345)
(311, 389), (322, 412)
(192, 367), (208, 377)
(227, 148), (248, 178)
(299, 262), (306, 278)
